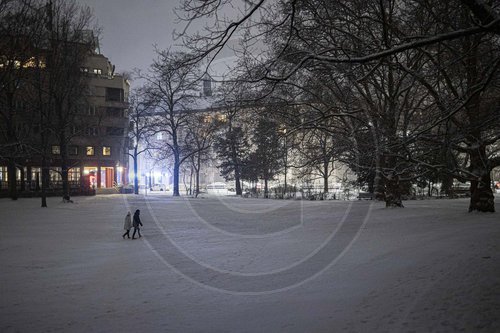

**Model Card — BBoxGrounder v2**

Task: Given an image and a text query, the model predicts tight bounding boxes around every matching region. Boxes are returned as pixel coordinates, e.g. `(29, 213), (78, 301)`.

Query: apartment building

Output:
(0, 37), (130, 196)
(74, 53), (130, 190)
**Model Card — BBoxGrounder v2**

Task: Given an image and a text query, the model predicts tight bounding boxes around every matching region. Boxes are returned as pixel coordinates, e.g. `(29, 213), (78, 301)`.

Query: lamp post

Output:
(283, 128), (287, 198)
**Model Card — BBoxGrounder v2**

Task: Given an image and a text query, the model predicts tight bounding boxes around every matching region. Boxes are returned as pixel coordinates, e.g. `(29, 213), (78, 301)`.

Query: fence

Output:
(0, 180), (95, 197)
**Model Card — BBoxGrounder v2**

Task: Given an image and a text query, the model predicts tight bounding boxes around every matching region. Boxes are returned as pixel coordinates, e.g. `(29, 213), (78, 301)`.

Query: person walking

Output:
(122, 211), (132, 239)
(132, 209), (143, 239)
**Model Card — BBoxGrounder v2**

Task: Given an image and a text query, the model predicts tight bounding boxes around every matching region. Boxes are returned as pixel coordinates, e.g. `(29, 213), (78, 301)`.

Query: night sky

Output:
(79, 0), (181, 77)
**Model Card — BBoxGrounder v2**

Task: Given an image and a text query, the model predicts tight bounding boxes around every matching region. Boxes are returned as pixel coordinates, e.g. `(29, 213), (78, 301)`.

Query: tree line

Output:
(3, 0), (499, 213)
(161, 0), (500, 212)
(0, 0), (95, 206)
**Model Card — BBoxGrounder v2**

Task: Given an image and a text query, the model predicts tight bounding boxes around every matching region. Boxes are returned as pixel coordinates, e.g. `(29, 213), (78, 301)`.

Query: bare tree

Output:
(177, 0), (500, 211)
(397, 2), (500, 212)
(44, 0), (95, 202)
(141, 49), (202, 196)
(213, 82), (255, 196)
(175, 0), (500, 72)
(184, 112), (221, 197)
(0, 0), (44, 200)
(1, 0), (95, 205)
(126, 89), (154, 194)
(293, 127), (337, 194)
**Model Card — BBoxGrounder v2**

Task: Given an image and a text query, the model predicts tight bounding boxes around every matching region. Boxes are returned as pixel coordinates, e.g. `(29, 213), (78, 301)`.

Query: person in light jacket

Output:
(122, 211), (132, 239)
(132, 209), (143, 239)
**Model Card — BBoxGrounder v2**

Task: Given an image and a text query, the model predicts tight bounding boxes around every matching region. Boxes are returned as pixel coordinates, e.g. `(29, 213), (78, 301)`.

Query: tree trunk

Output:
(374, 167), (385, 201)
(188, 168), (193, 196)
(173, 154), (180, 196)
(7, 161), (18, 200)
(385, 173), (404, 208)
(194, 170), (200, 198)
(133, 148), (139, 195)
(441, 173), (454, 197)
(468, 147), (495, 212)
(41, 161), (49, 208)
(26, 166), (32, 191)
(20, 167), (25, 192)
(462, 33), (494, 212)
(234, 167), (242, 195)
(194, 156), (200, 198)
(61, 162), (70, 200)
(264, 178), (269, 198)
(323, 161), (329, 193)
(61, 143), (70, 201)
(35, 171), (40, 191)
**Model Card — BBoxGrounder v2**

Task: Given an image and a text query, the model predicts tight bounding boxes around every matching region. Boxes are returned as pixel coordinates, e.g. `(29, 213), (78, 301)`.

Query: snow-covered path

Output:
(1, 195), (499, 332)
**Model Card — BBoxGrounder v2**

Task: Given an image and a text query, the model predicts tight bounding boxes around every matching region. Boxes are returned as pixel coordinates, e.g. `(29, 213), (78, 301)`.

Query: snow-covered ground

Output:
(1, 195), (499, 332)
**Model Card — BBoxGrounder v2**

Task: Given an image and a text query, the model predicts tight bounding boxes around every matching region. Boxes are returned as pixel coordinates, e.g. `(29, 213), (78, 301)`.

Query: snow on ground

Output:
(0, 194), (499, 332)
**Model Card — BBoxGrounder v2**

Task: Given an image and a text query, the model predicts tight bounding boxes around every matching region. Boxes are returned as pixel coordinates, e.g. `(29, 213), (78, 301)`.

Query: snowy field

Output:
(1, 194), (499, 332)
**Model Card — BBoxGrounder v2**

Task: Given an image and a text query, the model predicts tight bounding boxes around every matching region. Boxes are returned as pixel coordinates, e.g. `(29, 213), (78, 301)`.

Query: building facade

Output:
(0, 38), (130, 196)
(75, 53), (130, 190)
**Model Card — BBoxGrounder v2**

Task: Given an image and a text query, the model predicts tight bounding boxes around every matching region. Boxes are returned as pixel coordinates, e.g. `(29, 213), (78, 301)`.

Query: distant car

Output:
(150, 184), (167, 191)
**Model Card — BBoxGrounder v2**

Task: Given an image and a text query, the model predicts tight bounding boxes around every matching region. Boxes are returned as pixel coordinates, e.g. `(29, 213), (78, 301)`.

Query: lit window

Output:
(102, 146), (111, 156)
(86, 146), (95, 156)
(93, 68), (102, 75)
(68, 167), (80, 181)
(80, 67), (88, 73)
(52, 145), (60, 155)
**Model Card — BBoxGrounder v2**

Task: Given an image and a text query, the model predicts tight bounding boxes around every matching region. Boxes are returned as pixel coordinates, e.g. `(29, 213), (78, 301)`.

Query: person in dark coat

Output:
(132, 209), (143, 239)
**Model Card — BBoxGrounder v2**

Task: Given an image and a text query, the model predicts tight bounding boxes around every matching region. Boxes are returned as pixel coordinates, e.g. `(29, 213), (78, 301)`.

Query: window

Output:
(85, 127), (98, 136)
(30, 167), (40, 183)
(52, 145), (60, 155)
(69, 146), (78, 155)
(102, 146), (111, 156)
(80, 67), (89, 73)
(106, 127), (124, 136)
(156, 132), (163, 140)
(106, 88), (124, 102)
(87, 105), (96, 116)
(0, 166), (7, 181)
(203, 79), (212, 97)
(68, 167), (80, 181)
(70, 125), (79, 135)
(50, 167), (62, 182)
(93, 68), (102, 75)
(86, 146), (94, 156)
(106, 107), (122, 117)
